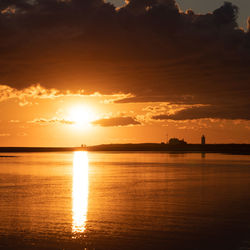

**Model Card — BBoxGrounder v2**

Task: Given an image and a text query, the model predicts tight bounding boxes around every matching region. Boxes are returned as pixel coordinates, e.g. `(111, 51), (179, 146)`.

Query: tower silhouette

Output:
(201, 135), (206, 145)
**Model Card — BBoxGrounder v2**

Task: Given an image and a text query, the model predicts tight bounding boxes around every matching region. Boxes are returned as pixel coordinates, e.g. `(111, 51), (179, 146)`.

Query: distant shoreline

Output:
(0, 143), (250, 155)
(0, 155), (17, 157)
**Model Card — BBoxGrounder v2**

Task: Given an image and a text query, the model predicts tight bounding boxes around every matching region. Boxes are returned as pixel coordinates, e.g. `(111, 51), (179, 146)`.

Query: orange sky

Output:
(0, 84), (250, 146)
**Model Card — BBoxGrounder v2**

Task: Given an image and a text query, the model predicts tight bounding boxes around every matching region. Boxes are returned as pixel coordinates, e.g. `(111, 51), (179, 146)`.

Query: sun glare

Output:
(68, 106), (96, 128)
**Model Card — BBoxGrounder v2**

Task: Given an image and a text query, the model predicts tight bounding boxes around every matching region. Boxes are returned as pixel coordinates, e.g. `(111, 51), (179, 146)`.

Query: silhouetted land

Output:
(0, 155), (16, 157)
(0, 144), (250, 155)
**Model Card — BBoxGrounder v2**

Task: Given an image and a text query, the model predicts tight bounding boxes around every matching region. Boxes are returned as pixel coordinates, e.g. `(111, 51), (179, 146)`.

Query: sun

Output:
(68, 105), (96, 128)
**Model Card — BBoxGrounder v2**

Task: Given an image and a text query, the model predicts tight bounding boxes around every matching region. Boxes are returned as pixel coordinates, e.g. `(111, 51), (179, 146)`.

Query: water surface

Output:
(0, 152), (250, 249)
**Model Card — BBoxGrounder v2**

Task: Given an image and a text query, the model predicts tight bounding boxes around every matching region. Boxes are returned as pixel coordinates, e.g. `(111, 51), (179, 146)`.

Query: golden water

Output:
(0, 152), (250, 249)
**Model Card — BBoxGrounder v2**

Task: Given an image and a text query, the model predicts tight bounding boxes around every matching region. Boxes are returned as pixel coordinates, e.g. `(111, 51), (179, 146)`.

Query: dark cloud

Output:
(152, 104), (250, 120)
(0, 0), (250, 119)
(92, 116), (140, 126)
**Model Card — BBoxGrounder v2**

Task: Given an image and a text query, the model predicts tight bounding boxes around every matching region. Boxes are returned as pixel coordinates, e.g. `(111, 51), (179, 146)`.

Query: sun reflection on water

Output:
(72, 151), (89, 233)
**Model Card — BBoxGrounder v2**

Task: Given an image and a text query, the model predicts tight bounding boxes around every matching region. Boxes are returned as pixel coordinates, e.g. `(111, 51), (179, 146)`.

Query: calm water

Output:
(0, 152), (250, 250)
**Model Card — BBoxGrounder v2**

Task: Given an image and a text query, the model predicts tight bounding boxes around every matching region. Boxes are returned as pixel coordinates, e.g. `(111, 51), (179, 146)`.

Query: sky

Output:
(110, 0), (250, 29)
(0, 0), (250, 146)
(176, 0), (250, 29)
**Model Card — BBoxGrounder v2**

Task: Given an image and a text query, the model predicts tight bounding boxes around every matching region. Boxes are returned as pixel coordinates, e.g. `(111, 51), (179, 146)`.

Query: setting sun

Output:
(68, 106), (96, 128)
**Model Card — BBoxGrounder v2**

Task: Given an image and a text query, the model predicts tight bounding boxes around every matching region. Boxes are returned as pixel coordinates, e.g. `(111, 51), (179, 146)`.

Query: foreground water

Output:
(0, 152), (250, 250)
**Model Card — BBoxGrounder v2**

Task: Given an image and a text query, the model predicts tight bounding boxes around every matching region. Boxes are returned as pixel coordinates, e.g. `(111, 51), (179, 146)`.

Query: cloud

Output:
(0, 0), (250, 120)
(0, 133), (10, 137)
(29, 118), (75, 125)
(143, 103), (204, 115)
(0, 84), (76, 104)
(92, 116), (140, 127)
(9, 120), (20, 123)
(0, 84), (131, 106)
(152, 104), (250, 120)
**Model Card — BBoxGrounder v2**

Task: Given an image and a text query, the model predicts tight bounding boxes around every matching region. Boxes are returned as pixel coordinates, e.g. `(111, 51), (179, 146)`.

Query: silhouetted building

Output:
(168, 138), (187, 145)
(201, 135), (206, 145)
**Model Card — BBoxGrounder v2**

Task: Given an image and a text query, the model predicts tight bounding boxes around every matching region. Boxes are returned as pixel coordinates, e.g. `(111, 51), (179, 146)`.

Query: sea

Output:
(0, 151), (250, 250)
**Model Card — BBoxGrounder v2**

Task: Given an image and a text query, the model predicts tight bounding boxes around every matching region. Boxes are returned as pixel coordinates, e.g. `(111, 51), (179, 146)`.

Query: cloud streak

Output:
(0, 84), (131, 106)
(92, 116), (140, 127)
(0, 133), (10, 137)
(29, 118), (75, 125)
(152, 104), (250, 120)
